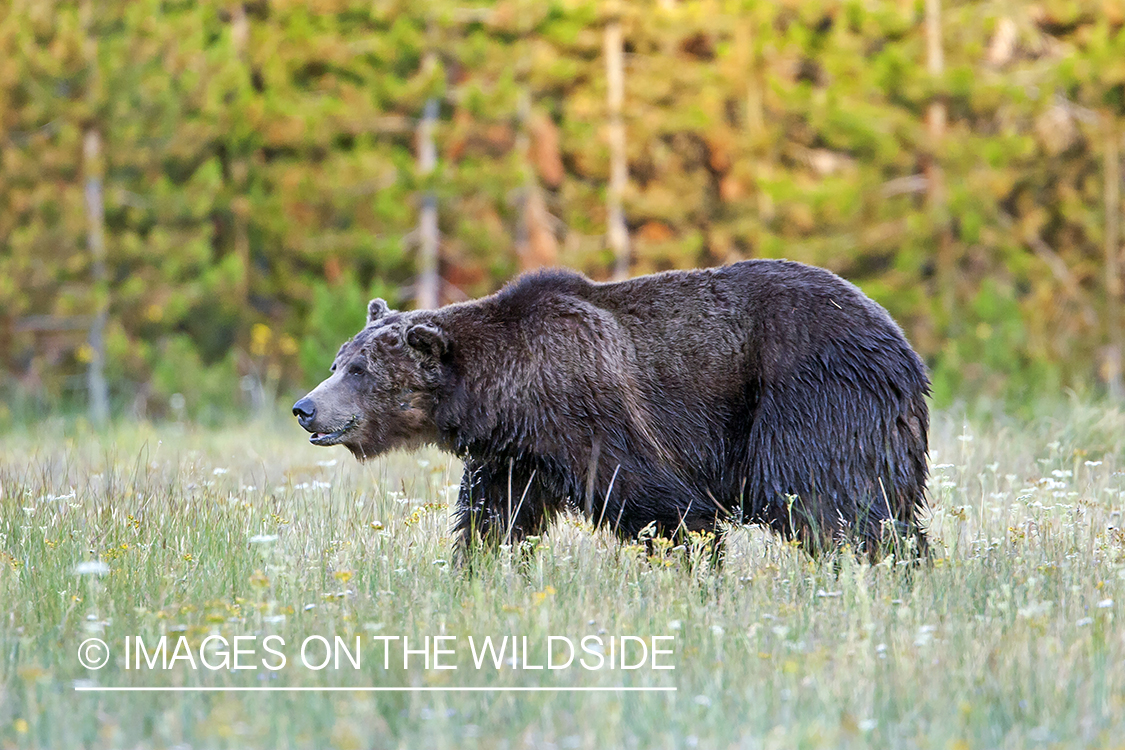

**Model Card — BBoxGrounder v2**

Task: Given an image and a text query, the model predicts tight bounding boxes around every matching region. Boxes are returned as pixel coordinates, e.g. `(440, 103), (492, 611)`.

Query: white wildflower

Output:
(75, 561), (110, 576)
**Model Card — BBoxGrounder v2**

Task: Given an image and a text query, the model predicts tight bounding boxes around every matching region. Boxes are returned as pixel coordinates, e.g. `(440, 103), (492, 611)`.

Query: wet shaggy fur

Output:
(294, 260), (930, 558)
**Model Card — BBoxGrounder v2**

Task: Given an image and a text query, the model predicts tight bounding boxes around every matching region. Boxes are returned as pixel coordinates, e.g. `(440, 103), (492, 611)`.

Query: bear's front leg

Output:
(452, 456), (558, 558)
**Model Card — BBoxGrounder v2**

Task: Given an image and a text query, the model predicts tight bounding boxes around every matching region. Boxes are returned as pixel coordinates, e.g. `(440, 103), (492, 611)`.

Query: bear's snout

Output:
(292, 397), (317, 429)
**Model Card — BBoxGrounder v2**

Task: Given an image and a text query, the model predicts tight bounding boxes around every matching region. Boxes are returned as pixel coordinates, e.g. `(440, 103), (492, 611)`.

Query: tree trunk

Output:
(231, 3), (250, 306)
(924, 0), (953, 322)
(1105, 117), (1123, 401)
(82, 0), (109, 426)
(516, 93), (559, 272)
(83, 128), (110, 426)
(925, 0), (946, 141)
(738, 19), (764, 139)
(605, 15), (630, 280)
(416, 95), (440, 310)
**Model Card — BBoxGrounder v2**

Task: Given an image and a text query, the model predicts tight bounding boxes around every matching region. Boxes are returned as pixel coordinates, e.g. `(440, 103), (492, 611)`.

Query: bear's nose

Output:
(292, 397), (316, 426)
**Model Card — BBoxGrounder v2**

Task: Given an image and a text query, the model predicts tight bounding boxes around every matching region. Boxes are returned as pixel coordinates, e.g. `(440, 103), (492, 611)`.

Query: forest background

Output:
(2, 0), (1124, 424)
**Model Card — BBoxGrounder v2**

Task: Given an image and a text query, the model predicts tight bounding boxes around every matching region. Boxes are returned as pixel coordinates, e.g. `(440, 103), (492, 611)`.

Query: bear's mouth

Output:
(309, 415), (359, 447)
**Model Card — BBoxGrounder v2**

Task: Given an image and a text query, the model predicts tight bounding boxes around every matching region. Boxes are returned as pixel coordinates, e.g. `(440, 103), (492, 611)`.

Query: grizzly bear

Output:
(293, 260), (930, 558)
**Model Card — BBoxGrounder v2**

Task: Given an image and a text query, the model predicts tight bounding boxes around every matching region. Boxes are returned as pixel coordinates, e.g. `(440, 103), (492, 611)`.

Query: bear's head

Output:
(292, 298), (449, 460)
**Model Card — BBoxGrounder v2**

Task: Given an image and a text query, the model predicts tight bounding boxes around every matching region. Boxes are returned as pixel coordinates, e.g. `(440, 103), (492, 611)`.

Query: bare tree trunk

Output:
(925, 0), (946, 141)
(516, 94), (559, 272)
(925, 0), (953, 320)
(519, 181), (558, 271)
(604, 15), (630, 280)
(82, 0), (109, 426)
(416, 95), (440, 309)
(737, 19), (764, 139)
(83, 131), (110, 425)
(1106, 117), (1124, 401)
(231, 3), (250, 307)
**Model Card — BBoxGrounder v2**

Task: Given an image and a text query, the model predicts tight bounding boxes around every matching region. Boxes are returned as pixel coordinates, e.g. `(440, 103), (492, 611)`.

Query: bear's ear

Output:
(367, 298), (390, 325)
(405, 323), (448, 359)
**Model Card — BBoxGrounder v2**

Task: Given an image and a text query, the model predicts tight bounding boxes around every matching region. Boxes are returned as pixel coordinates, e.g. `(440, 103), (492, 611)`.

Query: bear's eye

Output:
(329, 362), (337, 373)
(347, 363), (366, 377)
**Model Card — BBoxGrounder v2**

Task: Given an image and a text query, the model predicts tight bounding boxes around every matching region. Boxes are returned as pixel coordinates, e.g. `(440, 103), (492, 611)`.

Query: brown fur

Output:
(294, 260), (930, 559)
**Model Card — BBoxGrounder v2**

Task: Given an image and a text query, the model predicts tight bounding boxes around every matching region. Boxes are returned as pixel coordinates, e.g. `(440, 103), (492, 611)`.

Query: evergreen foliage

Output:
(1, 1), (1123, 417)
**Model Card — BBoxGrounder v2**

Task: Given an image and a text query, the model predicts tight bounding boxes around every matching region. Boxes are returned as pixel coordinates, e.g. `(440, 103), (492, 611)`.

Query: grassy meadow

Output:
(1, 403), (1124, 749)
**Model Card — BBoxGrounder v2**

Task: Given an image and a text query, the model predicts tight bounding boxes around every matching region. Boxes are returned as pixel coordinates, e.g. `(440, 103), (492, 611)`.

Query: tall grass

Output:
(1, 403), (1123, 749)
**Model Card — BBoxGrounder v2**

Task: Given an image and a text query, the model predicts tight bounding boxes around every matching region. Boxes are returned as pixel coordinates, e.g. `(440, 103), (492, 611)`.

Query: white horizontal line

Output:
(75, 686), (675, 693)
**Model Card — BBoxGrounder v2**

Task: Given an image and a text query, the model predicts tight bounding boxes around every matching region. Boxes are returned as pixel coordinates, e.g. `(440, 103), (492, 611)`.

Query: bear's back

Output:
(470, 260), (922, 404)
